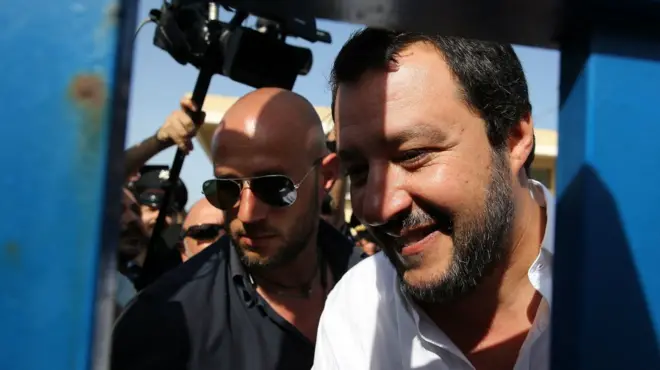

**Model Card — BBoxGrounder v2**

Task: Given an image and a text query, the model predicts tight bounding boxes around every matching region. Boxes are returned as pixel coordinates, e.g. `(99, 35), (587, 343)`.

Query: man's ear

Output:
(507, 112), (534, 177)
(318, 152), (340, 193)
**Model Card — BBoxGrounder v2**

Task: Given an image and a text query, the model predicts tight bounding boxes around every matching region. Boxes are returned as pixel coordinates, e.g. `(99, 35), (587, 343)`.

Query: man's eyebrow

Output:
(390, 123), (448, 146)
(214, 166), (288, 179)
(337, 124), (446, 162)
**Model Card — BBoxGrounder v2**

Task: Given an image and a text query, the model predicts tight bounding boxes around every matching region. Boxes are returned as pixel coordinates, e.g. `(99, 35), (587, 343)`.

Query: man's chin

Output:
(233, 242), (277, 267)
(399, 274), (452, 304)
(240, 249), (269, 265)
(402, 268), (441, 289)
(396, 262), (459, 303)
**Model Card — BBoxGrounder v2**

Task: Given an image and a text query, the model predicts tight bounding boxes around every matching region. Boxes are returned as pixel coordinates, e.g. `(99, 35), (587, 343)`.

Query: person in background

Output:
(348, 214), (380, 257)
(313, 29), (553, 370)
(116, 188), (150, 315)
(178, 197), (225, 262)
(322, 129), (349, 232)
(124, 98), (205, 181)
(320, 193), (334, 225)
(174, 209), (188, 225)
(131, 165), (188, 236)
(111, 88), (363, 370)
(123, 98), (198, 253)
(119, 98), (205, 290)
(320, 193), (353, 243)
(122, 166), (188, 290)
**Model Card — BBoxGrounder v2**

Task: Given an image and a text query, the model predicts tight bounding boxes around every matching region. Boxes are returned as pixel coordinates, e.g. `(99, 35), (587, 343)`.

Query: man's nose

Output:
(355, 164), (412, 227)
(236, 188), (268, 224)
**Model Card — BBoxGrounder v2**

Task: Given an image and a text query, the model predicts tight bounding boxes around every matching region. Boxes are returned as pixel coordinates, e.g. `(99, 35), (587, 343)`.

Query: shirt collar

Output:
(227, 237), (258, 305)
(532, 179), (555, 255)
(229, 237), (246, 281)
(527, 179), (555, 304)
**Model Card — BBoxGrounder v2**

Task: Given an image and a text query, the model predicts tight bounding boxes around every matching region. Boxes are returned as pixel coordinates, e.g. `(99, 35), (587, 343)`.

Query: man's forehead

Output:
(213, 126), (317, 176)
(338, 124), (447, 164)
(184, 204), (223, 228)
(335, 49), (461, 156)
(213, 118), (305, 154)
(336, 77), (450, 152)
(214, 153), (292, 178)
(197, 207), (224, 225)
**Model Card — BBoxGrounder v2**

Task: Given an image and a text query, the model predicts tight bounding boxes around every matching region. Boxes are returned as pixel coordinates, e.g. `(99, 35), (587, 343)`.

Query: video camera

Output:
(148, 0), (331, 90)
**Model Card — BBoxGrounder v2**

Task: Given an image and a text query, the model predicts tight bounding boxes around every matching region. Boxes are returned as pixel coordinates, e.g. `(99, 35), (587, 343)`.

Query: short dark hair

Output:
(330, 28), (535, 173)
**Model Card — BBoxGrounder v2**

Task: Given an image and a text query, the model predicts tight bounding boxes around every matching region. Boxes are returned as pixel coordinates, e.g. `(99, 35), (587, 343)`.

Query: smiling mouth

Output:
(397, 225), (442, 256)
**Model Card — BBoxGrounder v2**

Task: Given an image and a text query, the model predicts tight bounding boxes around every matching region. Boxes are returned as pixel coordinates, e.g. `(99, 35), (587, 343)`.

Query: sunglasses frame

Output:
(202, 157), (324, 210)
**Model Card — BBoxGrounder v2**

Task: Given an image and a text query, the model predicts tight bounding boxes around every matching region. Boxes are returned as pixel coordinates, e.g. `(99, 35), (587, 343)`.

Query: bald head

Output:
(211, 88), (327, 164)
(207, 88), (341, 269)
(183, 197), (224, 229)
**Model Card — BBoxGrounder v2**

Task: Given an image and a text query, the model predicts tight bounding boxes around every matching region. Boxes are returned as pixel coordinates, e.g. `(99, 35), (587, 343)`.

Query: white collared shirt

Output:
(313, 180), (555, 370)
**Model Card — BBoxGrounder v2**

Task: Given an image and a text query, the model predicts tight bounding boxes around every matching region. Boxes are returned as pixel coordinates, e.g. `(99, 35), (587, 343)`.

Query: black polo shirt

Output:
(111, 220), (363, 370)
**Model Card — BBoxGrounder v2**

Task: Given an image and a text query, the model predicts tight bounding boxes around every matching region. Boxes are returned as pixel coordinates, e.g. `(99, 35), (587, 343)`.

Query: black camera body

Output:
(150, 0), (331, 90)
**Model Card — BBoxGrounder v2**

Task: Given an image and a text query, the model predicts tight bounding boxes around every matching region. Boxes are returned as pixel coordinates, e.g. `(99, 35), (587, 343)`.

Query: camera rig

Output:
(151, 0), (331, 89)
(138, 0), (331, 289)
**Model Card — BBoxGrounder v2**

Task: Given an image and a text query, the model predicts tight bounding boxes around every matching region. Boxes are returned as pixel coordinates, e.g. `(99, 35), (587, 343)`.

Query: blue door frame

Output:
(0, 0), (137, 369)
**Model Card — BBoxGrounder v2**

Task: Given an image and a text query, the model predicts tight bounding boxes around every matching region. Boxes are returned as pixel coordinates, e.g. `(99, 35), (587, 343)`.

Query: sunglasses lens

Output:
(185, 224), (222, 240)
(251, 176), (297, 207)
(203, 180), (241, 210)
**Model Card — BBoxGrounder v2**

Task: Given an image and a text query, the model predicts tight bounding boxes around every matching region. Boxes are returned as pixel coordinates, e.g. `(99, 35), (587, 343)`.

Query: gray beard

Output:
(393, 149), (515, 304)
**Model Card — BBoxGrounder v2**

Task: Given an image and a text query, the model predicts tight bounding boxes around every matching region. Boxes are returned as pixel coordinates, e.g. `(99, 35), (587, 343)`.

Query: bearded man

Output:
(313, 29), (553, 370)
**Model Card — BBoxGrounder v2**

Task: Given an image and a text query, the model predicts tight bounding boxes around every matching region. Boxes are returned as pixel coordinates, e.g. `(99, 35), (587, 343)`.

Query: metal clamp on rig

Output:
(137, 0), (332, 290)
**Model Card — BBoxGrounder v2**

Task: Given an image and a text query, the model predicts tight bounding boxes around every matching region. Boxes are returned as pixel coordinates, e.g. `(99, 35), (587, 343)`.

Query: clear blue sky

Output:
(127, 0), (560, 208)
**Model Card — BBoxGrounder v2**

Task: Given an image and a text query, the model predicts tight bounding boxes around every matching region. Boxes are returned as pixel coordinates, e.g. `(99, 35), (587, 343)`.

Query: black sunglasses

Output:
(202, 159), (322, 210)
(180, 223), (224, 241)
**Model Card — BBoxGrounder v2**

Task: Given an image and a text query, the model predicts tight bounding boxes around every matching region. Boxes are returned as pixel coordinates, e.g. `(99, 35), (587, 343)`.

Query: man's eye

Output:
(393, 149), (429, 165)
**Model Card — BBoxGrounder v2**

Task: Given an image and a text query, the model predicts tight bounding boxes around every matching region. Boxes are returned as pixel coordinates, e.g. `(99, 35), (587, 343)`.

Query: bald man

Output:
(179, 198), (225, 262)
(111, 89), (363, 370)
